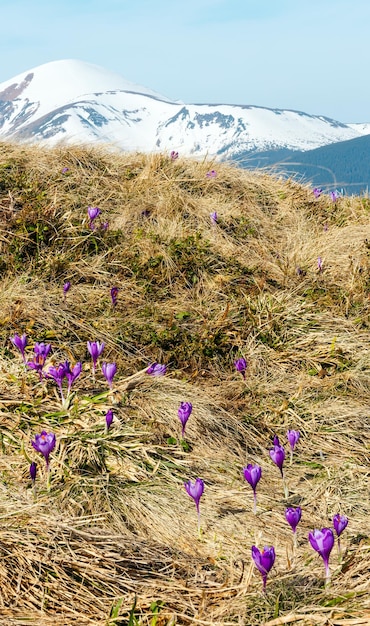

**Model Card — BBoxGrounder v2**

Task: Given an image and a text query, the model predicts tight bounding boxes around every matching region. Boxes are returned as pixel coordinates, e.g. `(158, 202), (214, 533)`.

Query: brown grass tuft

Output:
(0, 141), (369, 624)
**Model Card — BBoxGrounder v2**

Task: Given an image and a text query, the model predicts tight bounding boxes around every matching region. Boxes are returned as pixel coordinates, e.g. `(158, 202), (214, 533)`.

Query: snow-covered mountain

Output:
(0, 59), (369, 159)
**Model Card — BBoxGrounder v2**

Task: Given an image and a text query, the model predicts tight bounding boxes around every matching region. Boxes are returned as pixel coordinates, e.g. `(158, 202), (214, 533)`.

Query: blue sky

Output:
(0, 0), (369, 122)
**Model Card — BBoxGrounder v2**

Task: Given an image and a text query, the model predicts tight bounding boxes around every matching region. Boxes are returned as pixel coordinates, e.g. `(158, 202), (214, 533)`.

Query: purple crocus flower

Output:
(47, 361), (69, 402)
(285, 507), (302, 534)
(330, 190), (340, 202)
(87, 341), (105, 375)
(317, 257), (324, 272)
(273, 435), (280, 446)
(63, 282), (71, 301)
(308, 527), (335, 583)
(170, 150), (179, 161)
(333, 514), (348, 555)
(287, 430), (300, 464)
(178, 401), (193, 438)
(210, 211), (218, 224)
(269, 444), (285, 477)
(105, 408), (114, 431)
(31, 431), (56, 469)
(206, 170), (217, 178)
(27, 342), (51, 380)
(287, 430), (300, 451)
(333, 514), (348, 537)
(243, 464), (262, 514)
(184, 477), (205, 533)
(29, 461), (37, 482)
(62, 167), (69, 174)
(10, 333), (27, 363)
(251, 545), (275, 592)
(66, 361), (82, 393)
(102, 362), (117, 389)
(234, 357), (247, 379)
(146, 362), (167, 376)
(87, 206), (101, 229)
(313, 187), (322, 198)
(100, 221), (109, 231)
(110, 287), (119, 307)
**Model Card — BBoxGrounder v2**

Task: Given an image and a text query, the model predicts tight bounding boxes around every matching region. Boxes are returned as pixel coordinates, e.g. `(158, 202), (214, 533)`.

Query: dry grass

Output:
(0, 142), (369, 625)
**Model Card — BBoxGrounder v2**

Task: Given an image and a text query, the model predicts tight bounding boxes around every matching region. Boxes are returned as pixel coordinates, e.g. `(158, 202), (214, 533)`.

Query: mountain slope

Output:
(0, 59), (368, 158)
(242, 133), (370, 193)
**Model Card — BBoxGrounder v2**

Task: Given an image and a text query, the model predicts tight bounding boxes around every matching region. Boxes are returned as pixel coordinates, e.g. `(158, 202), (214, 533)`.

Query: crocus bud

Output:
(102, 362), (117, 389)
(210, 211), (218, 224)
(309, 528), (334, 584)
(105, 409), (114, 431)
(251, 546), (275, 591)
(184, 478), (204, 533)
(10, 333), (28, 363)
(285, 507), (302, 533)
(110, 287), (119, 307)
(287, 430), (300, 451)
(243, 464), (262, 514)
(333, 514), (348, 537)
(269, 444), (285, 477)
(170, 150), (179, 161)
(63, 281), (71, 295)
(178, 402), (193, 437)
(234, 357), (247, 379)
(29, 461), (37, 482)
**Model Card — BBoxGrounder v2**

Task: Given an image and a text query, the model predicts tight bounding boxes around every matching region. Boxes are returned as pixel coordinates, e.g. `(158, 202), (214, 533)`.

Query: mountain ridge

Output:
(0, 59), (368, 160)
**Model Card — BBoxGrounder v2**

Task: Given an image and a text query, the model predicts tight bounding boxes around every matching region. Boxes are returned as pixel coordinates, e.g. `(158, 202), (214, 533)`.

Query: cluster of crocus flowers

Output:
(47, 361), (82, 403)
(10, 333), (28, 364)
(146, 363), (166, 376)
(178, 402), (193, 438)
(243, 464), (262, 514)
(309, 527), (334, 585)
(234, 357), (247, 379)
(251, 545), (275, 592)
(27, 342), (51, 380)
(184, 478), (204, 535)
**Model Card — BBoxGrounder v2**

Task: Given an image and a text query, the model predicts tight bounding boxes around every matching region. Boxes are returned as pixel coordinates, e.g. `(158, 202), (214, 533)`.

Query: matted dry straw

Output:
(0, 142), (369, 624)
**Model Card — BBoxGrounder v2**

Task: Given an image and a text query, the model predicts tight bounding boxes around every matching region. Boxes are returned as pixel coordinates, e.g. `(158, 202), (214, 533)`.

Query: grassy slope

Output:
(0, 142), (369, 625)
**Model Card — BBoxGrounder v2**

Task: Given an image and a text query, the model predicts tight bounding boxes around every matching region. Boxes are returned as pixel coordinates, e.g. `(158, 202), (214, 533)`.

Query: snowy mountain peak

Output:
(0, 59), (174, 111)
(0, 60), (369, 158)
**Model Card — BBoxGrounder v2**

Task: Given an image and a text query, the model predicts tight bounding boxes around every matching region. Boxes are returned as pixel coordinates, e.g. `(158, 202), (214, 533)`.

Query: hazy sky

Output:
(0, 0), (369, 122)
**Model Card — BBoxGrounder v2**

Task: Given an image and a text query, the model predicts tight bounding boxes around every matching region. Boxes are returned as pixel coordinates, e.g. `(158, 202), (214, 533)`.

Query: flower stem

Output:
(325, 562), (331, 587)
(253, 491), (257, 515)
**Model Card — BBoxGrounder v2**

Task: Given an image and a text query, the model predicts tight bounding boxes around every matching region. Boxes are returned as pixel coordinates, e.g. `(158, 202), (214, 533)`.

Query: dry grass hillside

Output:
(0, 142), (369, 626)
